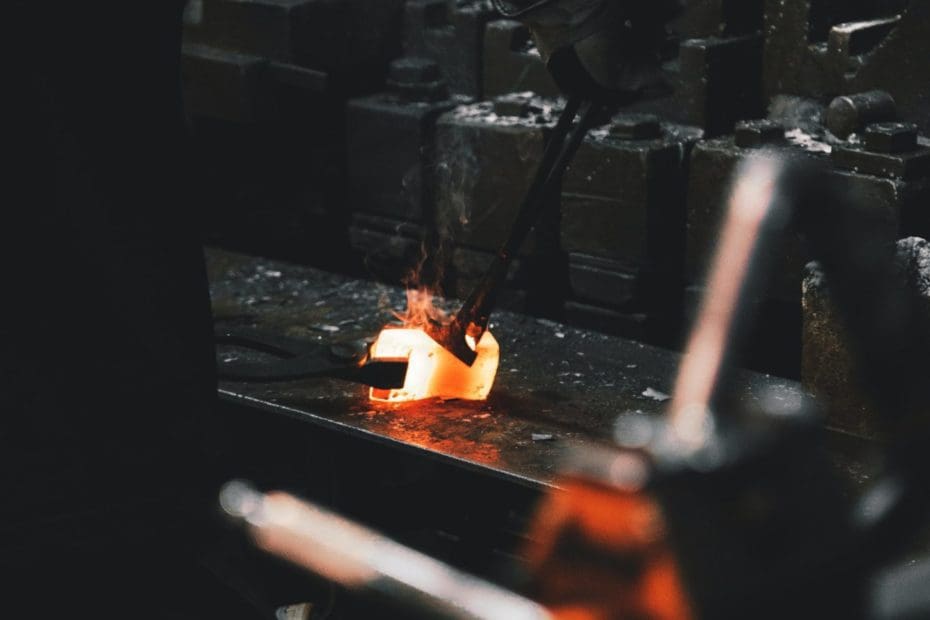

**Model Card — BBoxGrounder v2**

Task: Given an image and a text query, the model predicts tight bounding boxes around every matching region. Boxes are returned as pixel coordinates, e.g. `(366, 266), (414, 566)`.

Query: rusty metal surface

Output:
(208, 248), (871, 489)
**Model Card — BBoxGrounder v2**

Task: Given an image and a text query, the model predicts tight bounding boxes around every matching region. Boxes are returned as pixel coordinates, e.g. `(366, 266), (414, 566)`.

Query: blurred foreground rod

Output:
(219, 481), (553, 620)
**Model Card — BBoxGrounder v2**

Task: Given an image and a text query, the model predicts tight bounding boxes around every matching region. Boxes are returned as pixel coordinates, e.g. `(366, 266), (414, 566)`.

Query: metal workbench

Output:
(208, 248), (874, 491)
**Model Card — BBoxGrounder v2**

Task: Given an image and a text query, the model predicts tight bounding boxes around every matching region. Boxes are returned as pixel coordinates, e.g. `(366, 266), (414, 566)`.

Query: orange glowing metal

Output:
(368, 286), (501, 402)
(368, 327), (499, 402)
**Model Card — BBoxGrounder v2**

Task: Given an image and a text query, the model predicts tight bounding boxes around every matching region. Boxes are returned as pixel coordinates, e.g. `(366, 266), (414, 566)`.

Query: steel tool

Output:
(215, 327), (408, 389)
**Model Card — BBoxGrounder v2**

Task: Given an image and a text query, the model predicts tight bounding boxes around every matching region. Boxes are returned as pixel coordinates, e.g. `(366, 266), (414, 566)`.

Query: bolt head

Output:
(826, 90), (896, 139)
(734, 119), (785, 148)
(609, 113), (661, 140)
(864, 122), (918, 153)
(492, 94), (540, 118)
(389, 57), (441, 84)
(387, 57), (447, 101)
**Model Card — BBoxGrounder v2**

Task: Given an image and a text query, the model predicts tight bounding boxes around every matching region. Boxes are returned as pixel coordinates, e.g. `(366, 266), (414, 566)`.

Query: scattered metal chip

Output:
(642, 387), (671, 402)
(310, 324), (341, 333)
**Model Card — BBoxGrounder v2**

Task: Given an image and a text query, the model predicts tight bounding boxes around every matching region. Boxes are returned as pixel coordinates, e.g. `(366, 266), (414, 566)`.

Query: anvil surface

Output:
(208, 248), (875, 490)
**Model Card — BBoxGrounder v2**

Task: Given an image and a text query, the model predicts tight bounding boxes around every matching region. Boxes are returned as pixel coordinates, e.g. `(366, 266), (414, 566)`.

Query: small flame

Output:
(394, 287), (448, 329)
(370, 287), (500, 402)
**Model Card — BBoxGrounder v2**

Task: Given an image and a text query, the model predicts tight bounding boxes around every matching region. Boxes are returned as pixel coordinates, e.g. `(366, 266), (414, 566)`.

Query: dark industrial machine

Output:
(11, 0), (930, 616)
(225, 153), (930, 619)
(176, 0), (930, 617)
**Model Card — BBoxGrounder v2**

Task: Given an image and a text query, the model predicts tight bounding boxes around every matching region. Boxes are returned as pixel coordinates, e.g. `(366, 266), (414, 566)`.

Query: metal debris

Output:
(642, 387), (671, 402)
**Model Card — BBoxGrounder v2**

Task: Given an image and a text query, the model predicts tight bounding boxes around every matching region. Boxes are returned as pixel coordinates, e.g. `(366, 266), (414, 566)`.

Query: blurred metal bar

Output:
(220, 481), (553, 620)
(667, 154), (790, 450)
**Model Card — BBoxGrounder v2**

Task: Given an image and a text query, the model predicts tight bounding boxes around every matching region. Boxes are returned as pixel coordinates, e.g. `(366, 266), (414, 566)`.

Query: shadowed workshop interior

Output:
(6, 0), (930, 618)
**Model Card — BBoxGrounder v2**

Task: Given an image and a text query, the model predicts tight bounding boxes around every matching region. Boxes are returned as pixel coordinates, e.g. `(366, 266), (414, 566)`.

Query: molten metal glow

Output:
(368, 327), (500, 402)
(367, 285), (500, 402)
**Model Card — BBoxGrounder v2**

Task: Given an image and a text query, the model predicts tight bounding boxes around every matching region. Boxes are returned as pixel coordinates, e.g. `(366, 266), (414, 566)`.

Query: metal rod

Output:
(437, 96), (600, 365)
(665, 155), (789, 451)
(221, 482), (553, 620)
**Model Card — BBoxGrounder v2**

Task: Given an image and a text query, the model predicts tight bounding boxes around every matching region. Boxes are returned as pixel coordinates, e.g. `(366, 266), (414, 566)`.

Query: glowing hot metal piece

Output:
(368, 327), (500, 402)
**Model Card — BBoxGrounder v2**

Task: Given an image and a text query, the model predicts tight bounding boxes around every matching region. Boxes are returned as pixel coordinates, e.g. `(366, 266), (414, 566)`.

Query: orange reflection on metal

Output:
(526, 478), (694, 620)
(368, 327), (500, 402)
